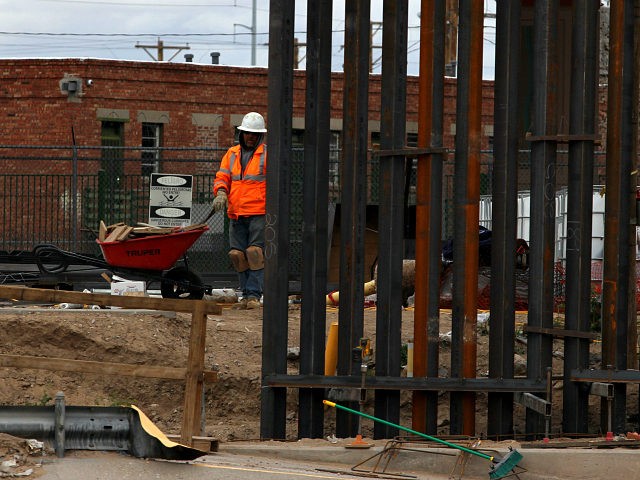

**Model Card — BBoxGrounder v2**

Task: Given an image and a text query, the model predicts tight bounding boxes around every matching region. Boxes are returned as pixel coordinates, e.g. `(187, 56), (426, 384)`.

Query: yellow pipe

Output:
(406, 341), (414, 377)
(326, 280), (377, 306)
(324, 322), (339, 375)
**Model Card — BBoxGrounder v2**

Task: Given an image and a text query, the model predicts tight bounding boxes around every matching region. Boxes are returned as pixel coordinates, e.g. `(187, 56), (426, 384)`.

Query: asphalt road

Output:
(32, 451), (453, 480)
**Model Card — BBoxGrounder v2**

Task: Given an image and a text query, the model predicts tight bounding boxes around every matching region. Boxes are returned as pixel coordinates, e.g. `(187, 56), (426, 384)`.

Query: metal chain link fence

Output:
(0, 145), (612, 296)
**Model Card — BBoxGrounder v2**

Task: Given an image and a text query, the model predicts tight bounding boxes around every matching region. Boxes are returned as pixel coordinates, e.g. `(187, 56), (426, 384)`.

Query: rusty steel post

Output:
(450, 0), (483, 436)
(413, 0), (446, 435)
(601, 0), (637, 434)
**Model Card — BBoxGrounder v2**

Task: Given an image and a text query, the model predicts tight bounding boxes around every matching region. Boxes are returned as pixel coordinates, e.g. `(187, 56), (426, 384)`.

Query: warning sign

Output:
(149, 173), (193, 227)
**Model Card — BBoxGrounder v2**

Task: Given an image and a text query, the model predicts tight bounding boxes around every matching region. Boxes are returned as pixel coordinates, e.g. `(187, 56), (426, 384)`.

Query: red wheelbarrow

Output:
(96, 225), (209, 299)
(33, 225), (210, 300)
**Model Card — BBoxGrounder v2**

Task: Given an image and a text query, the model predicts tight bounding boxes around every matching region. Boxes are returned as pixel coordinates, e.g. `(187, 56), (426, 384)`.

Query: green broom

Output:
(323, 400), (523, 480)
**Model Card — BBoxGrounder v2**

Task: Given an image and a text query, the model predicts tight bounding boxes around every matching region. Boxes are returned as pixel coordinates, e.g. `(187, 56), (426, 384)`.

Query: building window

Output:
(329, 131), (341, 187)
(101, 121), (124, 185)
(99, 121), (125, 223)
(142, 123), (162, 176)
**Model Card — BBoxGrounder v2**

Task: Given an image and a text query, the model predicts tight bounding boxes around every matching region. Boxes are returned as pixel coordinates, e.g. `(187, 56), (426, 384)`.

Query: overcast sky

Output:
(0, 0), (496, 78)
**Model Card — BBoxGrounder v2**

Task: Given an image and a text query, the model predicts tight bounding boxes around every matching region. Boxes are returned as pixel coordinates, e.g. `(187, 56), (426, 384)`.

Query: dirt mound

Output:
(0, 301), (620, 445)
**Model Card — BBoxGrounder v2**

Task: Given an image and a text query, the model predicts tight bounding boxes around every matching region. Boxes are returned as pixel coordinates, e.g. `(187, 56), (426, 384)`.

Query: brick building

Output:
(0, 58), (496, 164)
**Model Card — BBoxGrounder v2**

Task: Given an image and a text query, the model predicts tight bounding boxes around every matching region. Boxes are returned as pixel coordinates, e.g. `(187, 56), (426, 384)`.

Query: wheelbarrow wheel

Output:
(160, 267), (205, 300)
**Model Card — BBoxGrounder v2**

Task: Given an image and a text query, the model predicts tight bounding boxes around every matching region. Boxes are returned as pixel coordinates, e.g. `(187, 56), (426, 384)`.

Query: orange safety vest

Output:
(213, 143), (267, 219)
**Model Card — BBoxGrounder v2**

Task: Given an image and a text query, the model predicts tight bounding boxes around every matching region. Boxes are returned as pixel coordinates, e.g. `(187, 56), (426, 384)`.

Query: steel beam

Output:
(487, 0), (521, 439)
(413, 0), (446, 436)
(297, 0), (333, 440)
(450, 0), (483, 436)
(373, 0), (408, 440)
(563, 0), (599, 435)
(526, 0), (558, 438)
(514, 392), (551, 417)
(601, 0), (637, 435)
(261, 0), (295, 440)
(265, 374), (547, 392)
(336, 0), (370, 439)
(572, 369), (640, 383)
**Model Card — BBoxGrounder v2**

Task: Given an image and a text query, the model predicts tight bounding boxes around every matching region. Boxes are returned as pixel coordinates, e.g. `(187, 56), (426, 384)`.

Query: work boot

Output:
(246, 297), (261, 310)
(232, 298), (248, 310)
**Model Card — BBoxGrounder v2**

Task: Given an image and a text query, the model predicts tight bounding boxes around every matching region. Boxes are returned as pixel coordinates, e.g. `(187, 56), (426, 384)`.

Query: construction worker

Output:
(212, 112), (267, 310)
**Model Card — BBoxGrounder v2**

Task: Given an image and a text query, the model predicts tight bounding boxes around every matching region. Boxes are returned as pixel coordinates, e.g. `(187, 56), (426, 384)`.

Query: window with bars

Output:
(141, 123), (162, 176)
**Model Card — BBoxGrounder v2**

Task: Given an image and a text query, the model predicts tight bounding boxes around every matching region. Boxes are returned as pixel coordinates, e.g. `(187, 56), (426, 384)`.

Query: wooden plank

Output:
(181, 301), (208, 446)
(0, 285), (222, 315)
(116, 225), (134, 241)
(182, 224), (207, 232)
(131, 226), (174, 235)
(105, 225), (129, 242)
(98, 221), (107, 242)
(0, 354), (218, 383)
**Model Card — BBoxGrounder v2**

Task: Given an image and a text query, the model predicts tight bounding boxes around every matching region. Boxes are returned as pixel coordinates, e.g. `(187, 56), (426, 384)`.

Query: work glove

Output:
(212, 191), (228, 213)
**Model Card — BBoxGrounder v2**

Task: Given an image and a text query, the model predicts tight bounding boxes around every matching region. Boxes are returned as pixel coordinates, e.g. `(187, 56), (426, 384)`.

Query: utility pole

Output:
(445, 0), (458, 76)
(234, 0), (257, 65)
(135, 39), (190, 62)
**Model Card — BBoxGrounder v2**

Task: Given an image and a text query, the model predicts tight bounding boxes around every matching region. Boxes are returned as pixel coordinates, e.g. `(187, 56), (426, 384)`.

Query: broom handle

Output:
(323, 400), (493, 461)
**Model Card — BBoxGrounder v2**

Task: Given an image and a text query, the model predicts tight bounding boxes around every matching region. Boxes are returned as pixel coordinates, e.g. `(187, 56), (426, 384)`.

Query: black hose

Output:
(33, 244), (110, 274)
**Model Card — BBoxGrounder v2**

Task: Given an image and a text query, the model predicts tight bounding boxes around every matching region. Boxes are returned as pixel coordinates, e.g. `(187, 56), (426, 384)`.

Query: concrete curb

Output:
(218, 441), (640, 479)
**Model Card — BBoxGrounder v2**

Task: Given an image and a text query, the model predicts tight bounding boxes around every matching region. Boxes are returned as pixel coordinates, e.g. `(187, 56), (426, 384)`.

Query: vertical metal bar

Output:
(261, 0), (294, 440)
(298, 0), (332, 440)
(622, 0), (639, 424)
(373, 0), (407, 440)
(71, 127), (78, 251)
(413, 0), (445, 435)
(450, 0), (483, 436)
(337, 0), (370, 439)
(629, 0), (640, 382)
(602, 0), (637, 434)
(526, 0), (558, 438)
(487, 0), (521, 439)
(563, 0), (599, 435)
(601, 0), (623, 384)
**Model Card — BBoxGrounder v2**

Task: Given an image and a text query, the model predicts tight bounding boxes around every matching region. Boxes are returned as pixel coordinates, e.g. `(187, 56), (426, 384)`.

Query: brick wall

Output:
(0, 58), (495, 152)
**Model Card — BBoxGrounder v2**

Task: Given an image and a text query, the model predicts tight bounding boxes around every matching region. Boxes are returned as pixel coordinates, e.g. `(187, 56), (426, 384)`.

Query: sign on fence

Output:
(148, 174), (193, 227)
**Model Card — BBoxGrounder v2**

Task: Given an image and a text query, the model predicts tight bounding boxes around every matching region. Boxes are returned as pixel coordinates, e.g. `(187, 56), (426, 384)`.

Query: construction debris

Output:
(98, 222), (208, 243)
(0, 433), (50, 477)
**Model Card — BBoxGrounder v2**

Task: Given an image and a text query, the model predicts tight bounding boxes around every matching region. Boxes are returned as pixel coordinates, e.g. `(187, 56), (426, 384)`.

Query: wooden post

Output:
(181, 300), (208, 445)
(0, 286), (220, 447)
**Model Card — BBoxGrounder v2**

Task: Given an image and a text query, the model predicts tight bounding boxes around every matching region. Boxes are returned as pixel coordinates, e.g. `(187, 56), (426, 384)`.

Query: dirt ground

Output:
(0, 297), (634, 453)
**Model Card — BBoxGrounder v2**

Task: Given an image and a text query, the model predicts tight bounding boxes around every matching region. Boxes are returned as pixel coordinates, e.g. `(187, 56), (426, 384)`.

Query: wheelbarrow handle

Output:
(202, 206), (217, 224)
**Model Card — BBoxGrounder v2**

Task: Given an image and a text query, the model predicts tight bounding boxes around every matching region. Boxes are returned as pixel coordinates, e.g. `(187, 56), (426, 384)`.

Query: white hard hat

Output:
(238, 112), (267, 133)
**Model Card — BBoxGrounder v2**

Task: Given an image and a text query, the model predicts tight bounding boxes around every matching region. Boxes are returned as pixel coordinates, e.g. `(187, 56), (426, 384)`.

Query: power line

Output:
(38, 0), (249, 6)
(0, 31), (267, 37)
